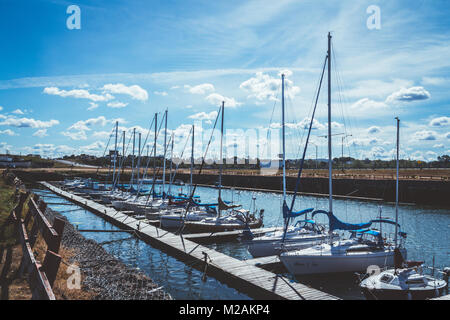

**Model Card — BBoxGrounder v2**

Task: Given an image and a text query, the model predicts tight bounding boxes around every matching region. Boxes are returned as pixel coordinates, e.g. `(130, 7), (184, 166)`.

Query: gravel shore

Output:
(43, 204), (172, 300)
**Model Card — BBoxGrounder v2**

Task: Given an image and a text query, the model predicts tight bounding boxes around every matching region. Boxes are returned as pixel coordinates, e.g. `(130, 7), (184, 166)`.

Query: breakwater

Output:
(12, 170), (450, 206)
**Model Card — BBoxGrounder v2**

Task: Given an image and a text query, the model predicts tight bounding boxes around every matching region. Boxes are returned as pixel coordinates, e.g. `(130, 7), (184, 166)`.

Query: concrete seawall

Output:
(13, 170), (450, 206)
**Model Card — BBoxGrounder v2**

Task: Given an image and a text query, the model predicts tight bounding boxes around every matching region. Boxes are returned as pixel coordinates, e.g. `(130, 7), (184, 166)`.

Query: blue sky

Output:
(0, 0), (449, 161)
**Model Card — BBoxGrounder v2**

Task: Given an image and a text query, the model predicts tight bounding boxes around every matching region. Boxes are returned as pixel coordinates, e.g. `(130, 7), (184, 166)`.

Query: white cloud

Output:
(43, 87), (114, 102)
(413, 130), (438, 141)
(33, 129), (48, 138)
(429, 116), (450, 127)
(349, 137), (380, 147)
(87, 102), (99, 111)
(188, 111), (218, 124)
(433, 143), (444, 148)
(385, 86), (431, 104)
(0, 129), (17, 136)
(367, 126), (381, 134)
(240, 71), (299, 102)
(12, 109), (24, 115)
(61, 130), (87, 140)
(102, 83), (148, 101)
(205, 93), (241, 108)
(185, 83), (215, 95)
(154, 91), (168, 96)
(107, 101), (128, 108)
(351, 98), (387, 110)
(0, 116), (59, 129)
(63, 116), (118, 141)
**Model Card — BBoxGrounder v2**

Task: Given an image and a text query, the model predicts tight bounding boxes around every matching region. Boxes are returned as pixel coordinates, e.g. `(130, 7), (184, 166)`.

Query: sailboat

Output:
(182, 101), (264, 233)
(247, 73), (333, 258)
(359, 118), (448, 300)
(160, 124), (217, 228)
(279, 33), (407, 275)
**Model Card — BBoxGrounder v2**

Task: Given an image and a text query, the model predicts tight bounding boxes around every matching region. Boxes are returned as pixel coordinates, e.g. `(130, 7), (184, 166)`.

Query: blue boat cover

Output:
(312, 210), (372, 231)
(370, 219), (401, 229)
(282, 202), (314, 219)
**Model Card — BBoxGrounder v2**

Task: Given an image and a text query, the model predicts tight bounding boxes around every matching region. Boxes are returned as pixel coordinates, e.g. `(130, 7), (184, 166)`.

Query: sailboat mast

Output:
(153, 112), (157, 192)
(218, 101), (225, 218)
(395, 117), (400, 247)
(168, 132), (174, 196)
(190, 125), (194, 195)
(121, 130), (125, 178)
(112, 121), (118, 191)
(137, 132), (141, 185)
(327, 32), (333, 214)
(281, 74), (287, 205)
(131, 128), (135, 185)
(163, 109), (168, 197)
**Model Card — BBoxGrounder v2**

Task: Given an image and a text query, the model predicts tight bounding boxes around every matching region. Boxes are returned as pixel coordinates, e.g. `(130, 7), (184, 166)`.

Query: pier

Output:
(40, 181), (340, 300)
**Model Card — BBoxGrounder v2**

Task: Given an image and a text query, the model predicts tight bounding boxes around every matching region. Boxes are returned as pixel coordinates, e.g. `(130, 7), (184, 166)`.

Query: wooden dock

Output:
(40, 181), (340, 300)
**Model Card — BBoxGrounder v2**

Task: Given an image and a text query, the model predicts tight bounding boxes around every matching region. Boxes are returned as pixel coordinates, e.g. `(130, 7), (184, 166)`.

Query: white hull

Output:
(248, 234), (331, 258)
(281, 245), (406, 275)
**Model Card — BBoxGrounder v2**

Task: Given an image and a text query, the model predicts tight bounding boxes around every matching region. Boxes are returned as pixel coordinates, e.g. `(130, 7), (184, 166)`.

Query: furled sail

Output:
(312, 210), (372, 231)
(218, 197), (241, 211)
(282, 202), (314, 219)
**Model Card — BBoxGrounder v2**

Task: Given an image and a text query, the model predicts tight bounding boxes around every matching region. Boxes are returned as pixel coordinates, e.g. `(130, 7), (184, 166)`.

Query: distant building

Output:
(0, 155), (31, 168)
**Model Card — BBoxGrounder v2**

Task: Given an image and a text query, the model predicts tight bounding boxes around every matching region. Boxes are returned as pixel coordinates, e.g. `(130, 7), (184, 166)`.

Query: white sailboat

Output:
(182, 101), (263, 233)
(280, 33), (407, 276)
(248, 73), (332, 258)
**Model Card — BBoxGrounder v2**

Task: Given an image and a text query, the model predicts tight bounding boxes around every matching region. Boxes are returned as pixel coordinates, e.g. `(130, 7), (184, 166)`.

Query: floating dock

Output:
(40, 181), (340, 300)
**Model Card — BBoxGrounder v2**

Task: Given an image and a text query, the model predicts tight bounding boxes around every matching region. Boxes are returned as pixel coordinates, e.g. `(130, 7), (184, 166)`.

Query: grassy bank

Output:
(0, 178), (17, 247)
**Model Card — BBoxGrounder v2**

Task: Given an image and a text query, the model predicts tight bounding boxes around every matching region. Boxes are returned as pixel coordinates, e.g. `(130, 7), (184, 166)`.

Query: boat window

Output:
(380, 274), (394, 283)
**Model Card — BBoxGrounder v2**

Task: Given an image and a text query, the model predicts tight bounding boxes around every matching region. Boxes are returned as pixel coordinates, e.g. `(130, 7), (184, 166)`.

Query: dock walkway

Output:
(40, 182), (339, 300)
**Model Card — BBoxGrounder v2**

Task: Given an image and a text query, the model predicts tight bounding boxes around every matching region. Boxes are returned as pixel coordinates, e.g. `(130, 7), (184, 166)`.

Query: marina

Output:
(39, 181), (340, 300)
(1, 1), (449, 307)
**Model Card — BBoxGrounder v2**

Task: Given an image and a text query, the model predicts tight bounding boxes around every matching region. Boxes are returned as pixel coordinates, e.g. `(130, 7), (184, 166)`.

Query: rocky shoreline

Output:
(43, 205), (172, 300)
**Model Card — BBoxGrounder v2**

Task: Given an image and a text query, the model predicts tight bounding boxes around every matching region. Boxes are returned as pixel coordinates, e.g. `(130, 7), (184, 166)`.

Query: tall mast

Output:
(112, 121), (118, 191)
(190, 125), (194, 195)
(281, 74), (287, 206)
(218, 101), (225, 218)
(121, 130), (125, 178)
(162, 109), (168, 197)
(131, 128), (136, 186)
(137, 132), (141, 185)
(327, 32), (333, 214)
(394, 117), (400, 247)
(168, 132), (174, 196)
(153, 112), (157, 191)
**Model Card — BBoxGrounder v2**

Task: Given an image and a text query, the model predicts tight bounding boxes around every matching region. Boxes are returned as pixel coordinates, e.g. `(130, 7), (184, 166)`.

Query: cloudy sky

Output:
(0, 0), (448, 161)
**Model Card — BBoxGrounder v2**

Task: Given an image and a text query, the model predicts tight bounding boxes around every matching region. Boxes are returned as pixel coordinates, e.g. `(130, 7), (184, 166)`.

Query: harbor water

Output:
(33, 184), (449, 300)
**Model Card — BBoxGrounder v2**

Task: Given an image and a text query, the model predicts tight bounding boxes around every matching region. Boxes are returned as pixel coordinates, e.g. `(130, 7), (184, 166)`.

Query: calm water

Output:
(34, 184), (449, 300)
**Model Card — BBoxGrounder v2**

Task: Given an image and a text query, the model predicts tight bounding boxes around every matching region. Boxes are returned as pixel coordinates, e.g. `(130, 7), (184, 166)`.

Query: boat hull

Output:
(183, 220), (263, 233)
(361, 286), (446, 300)
(248, 234), (331, 258)
(281, 249), (405, 275)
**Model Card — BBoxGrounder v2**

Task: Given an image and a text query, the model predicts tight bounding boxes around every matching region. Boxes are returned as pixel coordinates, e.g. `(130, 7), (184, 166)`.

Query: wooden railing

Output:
(0, 172), (65, 300)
